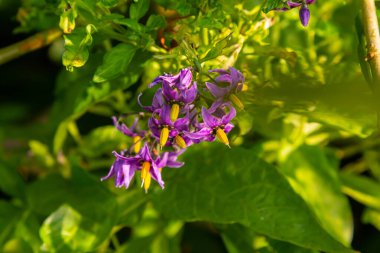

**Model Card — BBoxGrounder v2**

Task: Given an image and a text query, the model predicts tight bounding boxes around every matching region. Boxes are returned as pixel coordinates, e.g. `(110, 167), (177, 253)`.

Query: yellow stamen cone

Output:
(242, 83), (248, 91)
(170, 104), (180, 122)
(143, 173), (151, 193)
(160, 127), (169, 148)
(132, 135), (141, 154)
(175, 135), (187, 149)
(141, 161), (151, 180)
(229, 94), (244, 110)
(216, 128), (230, 148)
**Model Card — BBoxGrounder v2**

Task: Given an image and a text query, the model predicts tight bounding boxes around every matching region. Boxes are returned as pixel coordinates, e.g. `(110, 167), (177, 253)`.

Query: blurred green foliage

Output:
(1, 0), (380, 252)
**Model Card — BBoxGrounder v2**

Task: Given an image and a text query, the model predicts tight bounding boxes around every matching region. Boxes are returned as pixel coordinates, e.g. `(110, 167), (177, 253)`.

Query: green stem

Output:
(0, 28), (62, 65)
(361, 0), (380, 85)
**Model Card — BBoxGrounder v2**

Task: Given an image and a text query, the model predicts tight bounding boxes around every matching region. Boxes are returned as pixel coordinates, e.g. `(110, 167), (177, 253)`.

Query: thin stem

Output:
(361, 0), (380, 85)
(361, 0), (380, 129)
(0, 28), (62, 65)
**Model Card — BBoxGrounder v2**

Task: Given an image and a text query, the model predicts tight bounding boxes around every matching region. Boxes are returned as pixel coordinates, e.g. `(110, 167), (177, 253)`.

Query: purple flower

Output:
(138, 88), (165, 113)
(102, 143), (164, 192)
(149, 68), (193, 90)
(149, 68), (197, 121)
(187, 102), (236, 147)
(148, 104), (191, 148)
(101, 151), (139, 189)
(112, 116), (145, 153)
(156, 150), (185, 169)
(206, 67), (245, 110)
(285, 0), (315, 27)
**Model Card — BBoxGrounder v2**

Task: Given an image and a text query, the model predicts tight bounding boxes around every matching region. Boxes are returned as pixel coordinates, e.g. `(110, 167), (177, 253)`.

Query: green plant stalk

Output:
(361, 0), (380, 85)
(361, 0), (380, 130)
(0, 28), (62, 65)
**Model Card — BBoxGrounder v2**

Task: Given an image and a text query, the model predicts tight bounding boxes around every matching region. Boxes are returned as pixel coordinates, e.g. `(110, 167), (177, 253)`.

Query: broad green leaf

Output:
(40, 204), (102, 253)
(362, 208), (380, 231)
(153, 144), (353, 253)
(0, 161), (25, 199)
(93, 43), (138, 83)
(281, 146), (353, 246)
(129, 0), (150, 20)
(2, 238), (33, 253)
(220, 224), (317, 253)
(27, 167), (118, 252)
(0, 201), (23, 247)
(14, 212), (41, 253)
(340, 172), (380, 209)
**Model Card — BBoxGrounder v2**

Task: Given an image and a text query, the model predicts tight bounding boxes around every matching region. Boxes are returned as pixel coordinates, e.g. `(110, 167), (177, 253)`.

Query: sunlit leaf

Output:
(340, 172), (380, 210)
(93, 43), (138, 83)
(281, 146), (353, 246)
(153, 144), (353, 253)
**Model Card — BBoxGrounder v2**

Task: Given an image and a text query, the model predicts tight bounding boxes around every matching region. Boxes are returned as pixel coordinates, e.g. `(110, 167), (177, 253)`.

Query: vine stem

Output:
(0, 28), (62, 65)
(361, 0), (380, 85)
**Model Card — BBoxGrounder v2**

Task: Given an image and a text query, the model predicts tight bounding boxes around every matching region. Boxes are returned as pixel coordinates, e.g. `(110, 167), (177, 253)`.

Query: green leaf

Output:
(40, 204), (94, 253)
(93, 43), (138, 83)
(200, 33), (232, 63)
(129, 0), (150, 20)
(27, 167), (118, 252)
(362, 208), (380, 231)
(0, 161), (25, 199)
(62, 25), (96, 71)
(100, 0), (119, 8)
(340, 172), (380, 209)
(220, 224), (317, 253)
(0, 200), (23, 247)
(281, 146), (353, 246)
(153, 144), (353, 253)
(261, 0), (286, 13)
(146, 14), (167, 30)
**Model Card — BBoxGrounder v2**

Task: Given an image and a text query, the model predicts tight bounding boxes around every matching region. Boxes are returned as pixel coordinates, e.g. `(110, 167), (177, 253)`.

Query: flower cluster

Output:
(101, 67), (245, 192)
(277, 0), (316, 27)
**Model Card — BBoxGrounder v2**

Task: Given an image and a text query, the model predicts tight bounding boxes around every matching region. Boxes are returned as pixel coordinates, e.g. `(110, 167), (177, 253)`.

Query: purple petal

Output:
(201, 107), (220, 128)
(215, 74), (232, 83)
(174, 117), (190, 132)
(224, 123), (234, 134)
(162, 81), (179, 102)
(209, 68), (229, 75)
(185, 127), (213, 141)
(306, 0), (315, 4)
(221, 104), (236, 125)
(299, 6), (310, 27)
(112, 117), (135, 137)
(182, 82), (197, 104)
(160, 103), (172, 125)
(122, 163), (136, 188)
(206, 82), (229, 98)
(287, 1), (302, 8)
(140, 143), (153, 162)
(150, 163), (164, 189)
(148, 117), (161, 138)
(178, 68), (192, 89)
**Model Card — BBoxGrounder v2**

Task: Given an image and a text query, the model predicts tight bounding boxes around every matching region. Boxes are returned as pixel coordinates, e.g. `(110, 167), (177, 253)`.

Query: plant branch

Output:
(361, 0), (380, 85)
(0, 28), (62, 65)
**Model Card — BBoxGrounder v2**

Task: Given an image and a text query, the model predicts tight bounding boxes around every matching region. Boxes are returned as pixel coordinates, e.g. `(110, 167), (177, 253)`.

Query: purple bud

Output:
(299, 6), (310, 27)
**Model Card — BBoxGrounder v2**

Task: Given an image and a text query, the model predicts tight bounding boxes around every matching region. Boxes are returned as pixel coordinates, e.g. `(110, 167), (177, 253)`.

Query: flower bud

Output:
(299, 6), (310, 27)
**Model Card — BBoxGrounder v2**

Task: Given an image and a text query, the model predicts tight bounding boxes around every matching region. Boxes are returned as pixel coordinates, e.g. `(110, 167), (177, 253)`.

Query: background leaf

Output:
(280, 146), (353, 245)
(153, 144), (353, 253)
